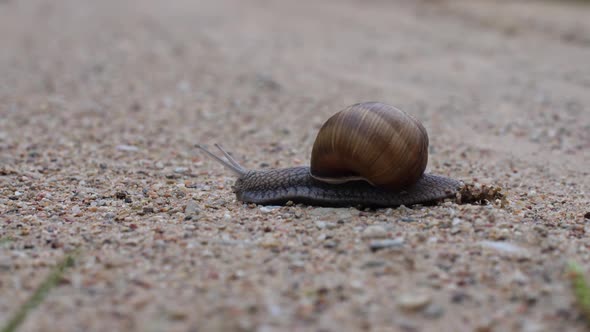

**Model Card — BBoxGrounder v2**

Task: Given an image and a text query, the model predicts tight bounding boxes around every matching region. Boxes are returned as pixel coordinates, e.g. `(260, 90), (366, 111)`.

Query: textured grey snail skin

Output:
(195, 144), (461, 208)
(234, 166), (461, 207)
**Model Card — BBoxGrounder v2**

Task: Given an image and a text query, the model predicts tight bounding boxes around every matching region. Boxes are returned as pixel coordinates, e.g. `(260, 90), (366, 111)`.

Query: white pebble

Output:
(259, 206), (280, 214)
(315, 221), (327, 229)
(398, 291), (432, 311)
(116, 144), (139, 152)
(369, 237), (404, 251)
(479, 241), (527, 255)
(71, 206), (81, 214)
(361, 225), (388, 239)
(174, 167), (189, 174)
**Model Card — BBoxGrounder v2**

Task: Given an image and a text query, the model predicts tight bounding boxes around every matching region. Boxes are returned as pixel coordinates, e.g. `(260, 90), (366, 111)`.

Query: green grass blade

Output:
(567, 261), (590, 323)
(1, 253), (77, 332)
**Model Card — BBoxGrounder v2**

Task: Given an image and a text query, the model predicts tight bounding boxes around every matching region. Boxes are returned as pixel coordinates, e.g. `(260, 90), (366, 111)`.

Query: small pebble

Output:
(422, 303), (445, 319)
(258, 235), (281, 248)
(479, 241), (527, 255)
(508, 269), (529, 284)
(361, 225), (388, 239)
(174, 167), (189, 174)
(475, 318), (496, 332)
(71, 206), (81, 215)
(223, 213), (231, 222)
(450, 227), (462, 235)
(325, 222), (338, 229)
(185, 201), (201, 218)
(521, 319), (545, 332)
(397, 291), (431, 311)
(323, 240), (337, 249)
(369, 237), (404, 252)
(116, 144), (139, 152)
(309, 207), (352, 222)
(315, 221), (327, 229)
(259, 206), (280, 214)
(397, 320), (419, 332)
(115, 191), (128, 200)
(361, 260), (386, 269)
(309, 207), (338, 216)
(451, 291), (470, 304)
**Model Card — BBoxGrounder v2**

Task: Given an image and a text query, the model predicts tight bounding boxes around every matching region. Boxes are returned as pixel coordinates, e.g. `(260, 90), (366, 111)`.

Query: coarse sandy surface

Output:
(1, 0), (590, 331)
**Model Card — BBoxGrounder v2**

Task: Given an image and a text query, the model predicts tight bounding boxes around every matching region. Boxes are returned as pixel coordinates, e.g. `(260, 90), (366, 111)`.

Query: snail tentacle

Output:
(195, 144), (247, 176)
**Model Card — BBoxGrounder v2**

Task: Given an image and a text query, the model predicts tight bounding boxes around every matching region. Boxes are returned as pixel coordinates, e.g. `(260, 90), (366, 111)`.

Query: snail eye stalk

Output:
(195, 144), (247, 176)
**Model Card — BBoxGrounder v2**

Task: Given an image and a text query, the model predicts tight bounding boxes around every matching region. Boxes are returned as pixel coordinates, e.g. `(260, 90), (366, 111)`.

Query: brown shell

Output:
(310, 102), (429, 190)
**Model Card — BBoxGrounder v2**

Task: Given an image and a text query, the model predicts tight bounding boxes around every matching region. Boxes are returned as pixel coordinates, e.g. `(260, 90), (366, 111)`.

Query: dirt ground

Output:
(1, 0), (590, 331)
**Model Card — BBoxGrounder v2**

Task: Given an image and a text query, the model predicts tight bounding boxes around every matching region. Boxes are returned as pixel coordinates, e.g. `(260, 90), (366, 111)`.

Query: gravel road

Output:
(1, 0), (590, 331)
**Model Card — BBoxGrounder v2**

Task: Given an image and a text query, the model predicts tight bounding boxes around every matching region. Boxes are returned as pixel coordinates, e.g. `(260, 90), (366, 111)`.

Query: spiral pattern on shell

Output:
(309, 102), (429, 190)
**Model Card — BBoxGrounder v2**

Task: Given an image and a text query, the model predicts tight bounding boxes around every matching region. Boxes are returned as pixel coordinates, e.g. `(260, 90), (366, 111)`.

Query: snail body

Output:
(197, 102), (460, 207)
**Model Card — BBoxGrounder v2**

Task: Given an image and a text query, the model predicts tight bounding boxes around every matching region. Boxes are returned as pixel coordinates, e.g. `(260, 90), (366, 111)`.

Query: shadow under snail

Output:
(196, 102), (461, 207)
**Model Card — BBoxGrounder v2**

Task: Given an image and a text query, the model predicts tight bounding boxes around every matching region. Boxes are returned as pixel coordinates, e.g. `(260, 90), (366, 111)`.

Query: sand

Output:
(1, 0), (589, 331)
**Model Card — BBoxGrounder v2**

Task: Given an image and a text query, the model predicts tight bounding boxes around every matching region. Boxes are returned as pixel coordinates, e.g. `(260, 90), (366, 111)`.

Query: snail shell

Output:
(310, 102), (428, 190)
(196, 102), (460, 207)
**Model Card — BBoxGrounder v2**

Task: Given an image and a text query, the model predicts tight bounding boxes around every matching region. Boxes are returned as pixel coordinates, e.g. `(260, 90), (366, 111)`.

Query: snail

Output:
(196, 102), (461, 207)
